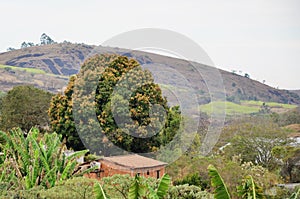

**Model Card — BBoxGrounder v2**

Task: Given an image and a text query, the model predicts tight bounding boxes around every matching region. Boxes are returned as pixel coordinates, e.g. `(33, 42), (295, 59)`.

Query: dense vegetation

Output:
(49, 54), (181, 153)
(0, 128), (93, 194)
(0, 85), (53, 132)
(0, 53), (300, 198)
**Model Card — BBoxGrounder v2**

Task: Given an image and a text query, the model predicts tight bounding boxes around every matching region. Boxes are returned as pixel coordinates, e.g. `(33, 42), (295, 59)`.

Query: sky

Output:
(0, 0), (299, 89)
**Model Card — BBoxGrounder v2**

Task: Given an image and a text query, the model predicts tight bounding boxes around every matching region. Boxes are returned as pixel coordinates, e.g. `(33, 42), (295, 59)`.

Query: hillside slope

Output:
(0, 43), (93, 75)
(0, 43), (299, 105)
(290, 90), (300, 97)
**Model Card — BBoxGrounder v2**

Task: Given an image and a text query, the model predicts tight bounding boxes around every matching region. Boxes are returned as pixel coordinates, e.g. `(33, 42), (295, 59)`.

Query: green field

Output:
(199, 101), (260, 115)
(241, 100), (297, 109)
(0, 64), (46, 74)
(0, 64), (69, 79)
(199, 100), (297, 116)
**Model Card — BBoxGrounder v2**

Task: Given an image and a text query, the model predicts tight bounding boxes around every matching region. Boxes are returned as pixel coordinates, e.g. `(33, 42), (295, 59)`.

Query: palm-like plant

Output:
(237, 175), (264, 199)
(207, 164), (231, 199)
(127, 174), (147, 199)
(94, 182), (110, 199)
(93, 174), (171, 199)
(0, 127), (94, 190)
(128, 174), (171, 199)
(208, 164), (264, 199)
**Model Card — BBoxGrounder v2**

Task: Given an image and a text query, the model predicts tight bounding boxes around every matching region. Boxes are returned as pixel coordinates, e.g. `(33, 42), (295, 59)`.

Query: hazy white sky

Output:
(1, 0), (299, 89)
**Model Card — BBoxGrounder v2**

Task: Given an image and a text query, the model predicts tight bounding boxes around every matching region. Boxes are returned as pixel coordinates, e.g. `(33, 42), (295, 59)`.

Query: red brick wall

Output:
(100, 161), (132, 178)
(84, 160), (166, 180)
(84, 172), (99, 179)
(99, 160), (165, 179)
(133, 167), (165, 179)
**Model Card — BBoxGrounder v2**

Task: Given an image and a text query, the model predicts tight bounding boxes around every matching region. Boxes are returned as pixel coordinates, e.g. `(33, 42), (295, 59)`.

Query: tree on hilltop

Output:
(40, 33), (54, 45)
(21, 41), (35, 48)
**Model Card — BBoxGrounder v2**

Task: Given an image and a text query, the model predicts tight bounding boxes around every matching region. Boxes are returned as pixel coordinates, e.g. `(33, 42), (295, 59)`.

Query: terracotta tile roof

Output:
(100, 154), (167, 169)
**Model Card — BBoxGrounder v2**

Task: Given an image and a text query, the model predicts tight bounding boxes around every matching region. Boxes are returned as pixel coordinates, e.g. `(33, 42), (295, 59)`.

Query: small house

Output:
(84, 154), (167, 179)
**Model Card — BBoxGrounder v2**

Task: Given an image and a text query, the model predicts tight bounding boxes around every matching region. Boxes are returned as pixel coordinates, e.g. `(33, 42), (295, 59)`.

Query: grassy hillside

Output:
(241, 100), (297, 109)
(0, 43), (299, 105)
(0, 64), (46, 74)
(199, 100), (298, 116)
(0, 64), (68, 93)
(290, 90), (300, 97)
(0, 43), (93, 75)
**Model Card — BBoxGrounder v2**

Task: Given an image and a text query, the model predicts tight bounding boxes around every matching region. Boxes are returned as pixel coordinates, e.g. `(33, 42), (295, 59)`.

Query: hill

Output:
(290, 90), (300, 97)
(0, 43), (299, 106)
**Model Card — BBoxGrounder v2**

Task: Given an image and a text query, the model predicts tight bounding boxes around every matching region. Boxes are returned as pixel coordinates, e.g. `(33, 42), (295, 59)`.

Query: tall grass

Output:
(0, 64), (46, 74)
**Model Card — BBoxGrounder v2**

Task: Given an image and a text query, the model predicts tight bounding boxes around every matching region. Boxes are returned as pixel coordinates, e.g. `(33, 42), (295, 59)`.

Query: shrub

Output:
(0, 177), (97, 199)
(173, 172), (209, 190)
(167, 184), (213, 199)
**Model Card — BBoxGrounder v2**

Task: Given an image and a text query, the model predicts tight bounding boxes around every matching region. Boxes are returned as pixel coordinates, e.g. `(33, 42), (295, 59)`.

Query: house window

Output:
(147, 170), (150, 175)
(156, 170), (160, 179)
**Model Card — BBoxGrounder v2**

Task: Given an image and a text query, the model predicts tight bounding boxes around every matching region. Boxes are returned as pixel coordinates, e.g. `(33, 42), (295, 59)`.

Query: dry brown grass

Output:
(0, 43), (299, 105)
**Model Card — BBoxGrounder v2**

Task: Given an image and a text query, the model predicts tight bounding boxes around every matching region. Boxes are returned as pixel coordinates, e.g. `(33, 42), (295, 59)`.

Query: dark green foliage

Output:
(128, 174), (171, 199)
(94, 182), (109, 199)
(48, 76), (84, 151)
(40, 33), (54, 45)
(156, 174), (172, 198)
(102, 174), (133, 198)
(1, 177), (97, 199)
(128, 175), (147, 199)
(208, 164), (231, 199)
(21, 41), (35, 48)
(49, 54), (182, 154)
(237, 175), (264, 199)
(0, 128), (93, 192)
(0, 91), (5, 129)
(272, 108), (300, 126)
(174, 172), (209, 190)
(6, 47), (16, 51)
(46, 177), (96, 199)
(208, 164), (265, 199)
(219, 117), (289, 170)
(0, 85), (53, 132)
(101, 174), (158, 198)
(272, 146), (300, 182)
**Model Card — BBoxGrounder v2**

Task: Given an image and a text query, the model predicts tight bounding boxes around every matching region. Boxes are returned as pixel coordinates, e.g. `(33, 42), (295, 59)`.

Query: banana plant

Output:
(237, 175), (264, 199)
(208, 164), (231, 199)
(0, 127), (94, 190)
(208, 165), (265, 199)
(148, 174), (171, 199)
(128, 174), (147, 199)
(94, 182), (109, 199)
(128, 173), (171, 199)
